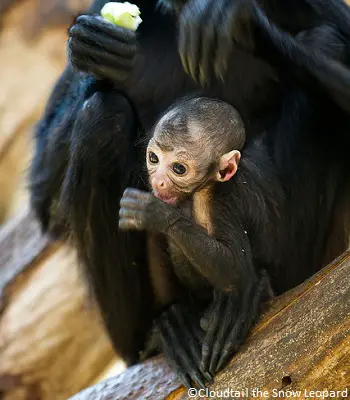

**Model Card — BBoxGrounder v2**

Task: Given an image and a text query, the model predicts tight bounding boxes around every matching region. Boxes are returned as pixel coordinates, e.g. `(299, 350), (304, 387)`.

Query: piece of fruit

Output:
(101, 2), (142, 31)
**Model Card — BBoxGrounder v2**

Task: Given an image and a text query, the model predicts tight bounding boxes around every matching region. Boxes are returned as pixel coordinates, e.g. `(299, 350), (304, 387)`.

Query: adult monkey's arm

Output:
(30, 0), (138, 231)
(30, 0), (154, 364)
(30, 65), (98, 232)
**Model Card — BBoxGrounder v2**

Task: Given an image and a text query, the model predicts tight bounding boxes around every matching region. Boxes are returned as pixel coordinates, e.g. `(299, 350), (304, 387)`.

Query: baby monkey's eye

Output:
(148, 152), (159, 164)
(172, 163), (187, 175)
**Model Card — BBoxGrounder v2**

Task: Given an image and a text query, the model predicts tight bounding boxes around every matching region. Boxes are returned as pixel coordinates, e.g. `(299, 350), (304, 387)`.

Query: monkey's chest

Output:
(168, 192), (214, 295)
(168, 241), (210, 296)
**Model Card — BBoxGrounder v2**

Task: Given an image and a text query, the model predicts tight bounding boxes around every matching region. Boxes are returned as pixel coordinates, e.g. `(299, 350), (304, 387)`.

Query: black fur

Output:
(30, 0), (350, 385)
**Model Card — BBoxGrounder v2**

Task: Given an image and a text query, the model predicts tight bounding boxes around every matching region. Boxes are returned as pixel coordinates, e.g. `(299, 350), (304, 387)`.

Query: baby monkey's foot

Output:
(201, 273), (272, 374)
(157, 304), (213, 389)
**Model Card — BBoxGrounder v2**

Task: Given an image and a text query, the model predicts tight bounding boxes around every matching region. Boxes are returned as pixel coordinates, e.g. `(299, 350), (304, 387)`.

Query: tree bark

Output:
(70, 251), (350, 400)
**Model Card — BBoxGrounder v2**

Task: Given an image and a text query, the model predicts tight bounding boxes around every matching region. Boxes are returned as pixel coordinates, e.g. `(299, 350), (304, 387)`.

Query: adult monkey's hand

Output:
(178, 0), (255, 85)
(68, 15), (137, 84)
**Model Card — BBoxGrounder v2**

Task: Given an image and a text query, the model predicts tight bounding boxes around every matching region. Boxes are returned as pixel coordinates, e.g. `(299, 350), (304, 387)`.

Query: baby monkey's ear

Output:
(216, 150), (241, 182)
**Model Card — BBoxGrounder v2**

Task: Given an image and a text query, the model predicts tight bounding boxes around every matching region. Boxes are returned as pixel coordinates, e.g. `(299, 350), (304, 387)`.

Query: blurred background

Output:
(0, 0), (91, 225)
(0, 1), (124, 399)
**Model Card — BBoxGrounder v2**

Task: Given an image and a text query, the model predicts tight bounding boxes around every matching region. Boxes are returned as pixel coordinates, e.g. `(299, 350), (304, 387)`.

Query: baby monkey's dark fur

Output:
(119, 97), (282, 387)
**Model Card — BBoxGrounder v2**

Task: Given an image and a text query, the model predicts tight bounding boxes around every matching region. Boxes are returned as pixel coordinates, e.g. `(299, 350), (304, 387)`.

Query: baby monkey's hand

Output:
(119, 188), (180, 233)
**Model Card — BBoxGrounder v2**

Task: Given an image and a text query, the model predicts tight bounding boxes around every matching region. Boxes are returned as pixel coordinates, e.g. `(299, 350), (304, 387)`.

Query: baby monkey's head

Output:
(147, 97), (246, 204)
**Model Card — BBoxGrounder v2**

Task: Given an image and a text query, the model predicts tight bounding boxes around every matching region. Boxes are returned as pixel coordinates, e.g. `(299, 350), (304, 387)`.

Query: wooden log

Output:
(0, 208), (121, 400)
(69, 251), (350, 400)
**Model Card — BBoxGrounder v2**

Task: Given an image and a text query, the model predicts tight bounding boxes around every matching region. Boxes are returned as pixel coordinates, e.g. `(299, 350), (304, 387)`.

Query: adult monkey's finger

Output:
(76, 15), (137, 43)
(70, 24), (137, 58)
(214, 1), (235, 81)
(187, 22), (201, 83)
(179, 11), (191, 76)
(188, 0), (212, 83)
(198, 0), (223, 86)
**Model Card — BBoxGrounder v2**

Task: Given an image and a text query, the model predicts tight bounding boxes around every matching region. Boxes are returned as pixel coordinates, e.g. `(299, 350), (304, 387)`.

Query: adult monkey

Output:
(30, 0), (350, 388)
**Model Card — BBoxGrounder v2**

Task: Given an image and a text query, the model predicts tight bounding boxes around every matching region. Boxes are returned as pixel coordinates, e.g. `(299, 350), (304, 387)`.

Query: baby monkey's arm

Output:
(119, 188), (254, 292)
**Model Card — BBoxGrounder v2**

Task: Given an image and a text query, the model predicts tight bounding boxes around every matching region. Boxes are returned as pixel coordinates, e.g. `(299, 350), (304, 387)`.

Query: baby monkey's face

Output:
(146, 134), (241, 205)
(146, 104), (243, 205)
(146, 136), (210, 205)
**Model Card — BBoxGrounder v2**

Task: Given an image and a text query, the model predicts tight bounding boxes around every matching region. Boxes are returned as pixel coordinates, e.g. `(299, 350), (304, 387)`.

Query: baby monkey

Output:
(119, 97), (246, 291)
(119, 97), (274, 386)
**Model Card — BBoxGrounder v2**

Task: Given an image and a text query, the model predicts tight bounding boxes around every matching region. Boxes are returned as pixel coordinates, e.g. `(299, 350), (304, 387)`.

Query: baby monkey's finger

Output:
(120, 196), (143, 211)
(122, 188), (151, 201)
(120, 189), (150, 209)
(119, 207), (143, 220)
(119, 217), (144, 231)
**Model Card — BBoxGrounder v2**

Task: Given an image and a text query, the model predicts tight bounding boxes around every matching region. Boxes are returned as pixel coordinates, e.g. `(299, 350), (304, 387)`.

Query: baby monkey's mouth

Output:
(153, 191), (181, 205)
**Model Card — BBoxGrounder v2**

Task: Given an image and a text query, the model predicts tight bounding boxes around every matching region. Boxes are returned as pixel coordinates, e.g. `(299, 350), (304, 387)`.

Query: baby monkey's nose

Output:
(152, 178), (167, 191)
